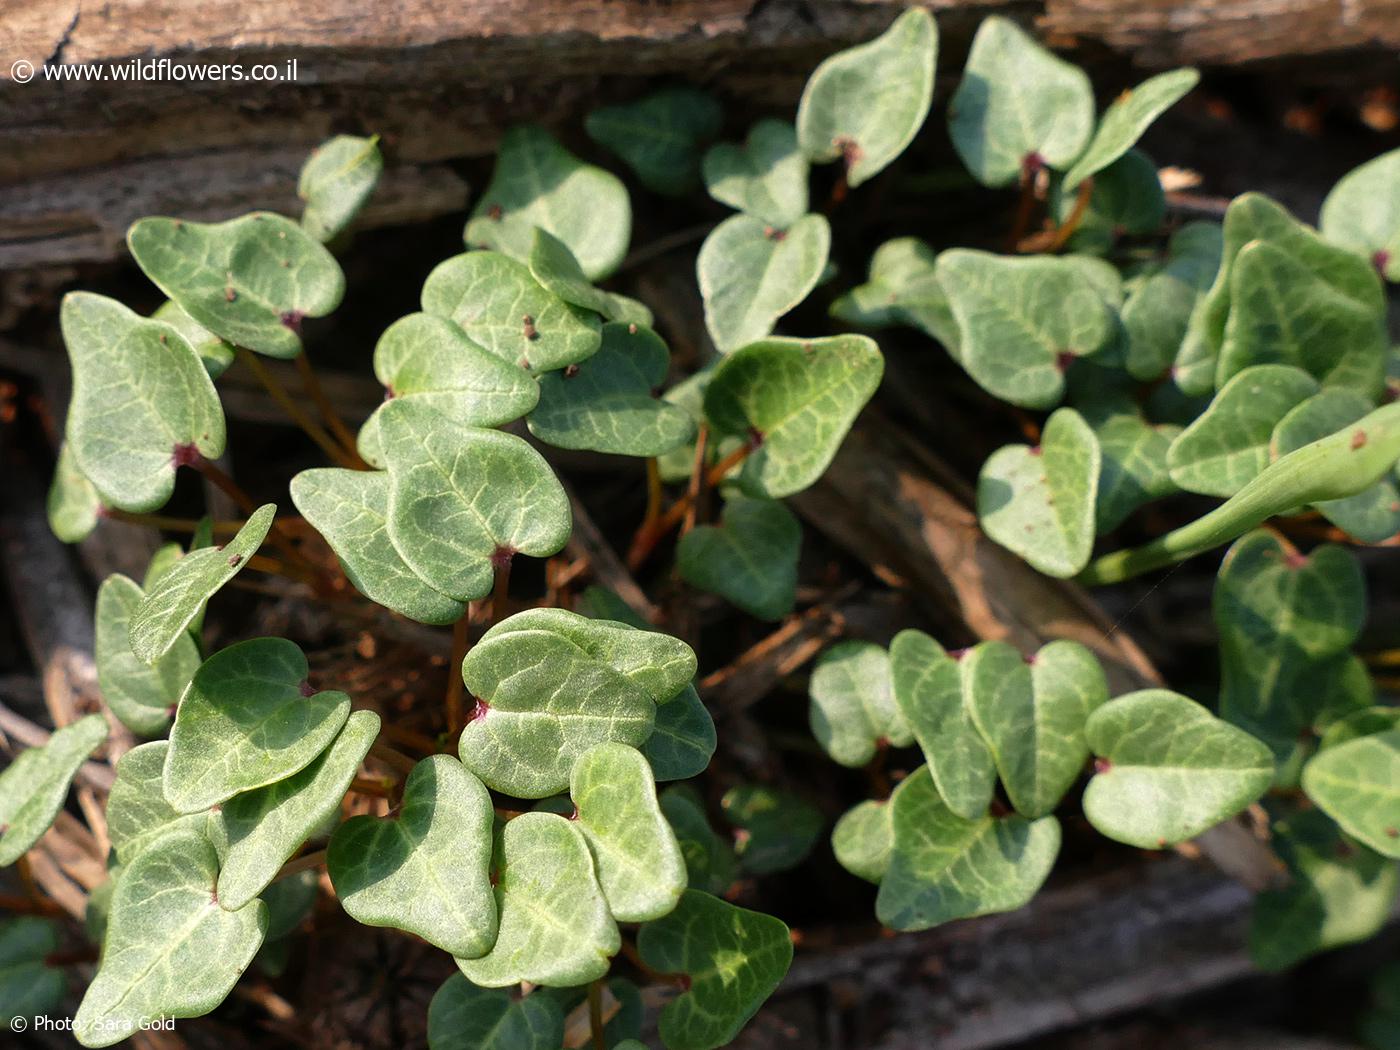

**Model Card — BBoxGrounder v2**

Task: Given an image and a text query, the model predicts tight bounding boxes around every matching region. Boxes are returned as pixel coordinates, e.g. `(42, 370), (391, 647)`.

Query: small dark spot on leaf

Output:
(159, 333), (167, 344)
(487, 204), (503, 221)
(281, 259), (292, 268)
(224, 287), (237, 303)
(763, 225), (787, 242)
(1388, 827), (1399, 838)
(650, 386), (662, 398)
(522, 314), (539, 341)
(228, 554), (243, 567)
(1351, 429), (1368, 450)
(280, 311), (304, 333)
(1156, 838), (1167, 849)
(563, 364), (581, 379)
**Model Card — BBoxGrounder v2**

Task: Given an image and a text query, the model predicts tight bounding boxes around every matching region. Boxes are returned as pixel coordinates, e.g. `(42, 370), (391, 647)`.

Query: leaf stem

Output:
(272, 848), (327, 883)
(445, 612), (471, 737)
(617, 937), (688, 987)
(491, 555), (512, 627)
(643, 457), (663, 533)
(626, 436), (756, 571)
(193, 457), (323, 577)
(295, 352), (369, 466)
(681, 425), (711, 539)
(587, 980), (606, 1050)
(349, 776), (395, 798)
(106, 509), (248, 534)
(0, 893), (65, 917)
(1043, 176), (1095, 253)
(237, 348), (362, 469)
(369, 740), (418, 778)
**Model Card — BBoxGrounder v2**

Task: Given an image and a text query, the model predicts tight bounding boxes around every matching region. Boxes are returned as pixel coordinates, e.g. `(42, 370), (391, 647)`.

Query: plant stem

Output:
(445, 612), (471, 737)
(491, 555), (512, 627)
(238, 348), (360, 469)
(370, 741), (418, 777)
(272, 848), (327, 883)
(587, 980), (606, 1050)
(245, 553), (318, 586)
(107, 509), (247, 534)
(681, 425), (711, 539)
(0, 893), (65, 917)
(1044, 176), (1095, 253)
(294, 352), (369, 466)
(626, 437), (756, 571)
(350, 776), (395, 798)
(643, 457), (663, 532)
(193, 456), (324, 577)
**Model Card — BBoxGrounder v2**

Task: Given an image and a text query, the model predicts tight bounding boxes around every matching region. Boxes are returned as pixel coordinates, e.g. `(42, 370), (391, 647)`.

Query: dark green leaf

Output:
(586, 88), (722, 196)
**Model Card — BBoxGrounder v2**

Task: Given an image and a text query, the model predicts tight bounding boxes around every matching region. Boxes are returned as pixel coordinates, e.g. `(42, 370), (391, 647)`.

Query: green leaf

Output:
(213, 710), (379, 911)
(129, 503), (276, 663)
(571, 742), (686, 921)
(1320, 147), (1400, 281)
(127, 212), (345, 358)
(0, 917), (66, 1025)
(106, 742), (209, 865)
(528, 322), (694, 456)
(421, 250), (603, 374)
(465, 125), (631, 281)
(676, 495), (800, 621)
(978, 407), (1100, 578)
(703, 334), (883, 498)
(1084, 401), (1181, 533)
(808, 640), (913, 767)
(151, 300), (236, 379)
(458, 812), (619, 986)
(73, 829), (266, 1048)
(585, 87), (722, 196)
(644, 685), (716, 782)
(1062, 69), (1199, 190)
(0, 714), (108, 866)
(163, 637), (351, 813)
(796, 8), (936, 188)
(1249, 805), (1399, 971)
(965, 640), (1108, 818)
(479, 608), (696, 703)
(527, 229), (653, 326)
(697, 213), (831, 353)
(890, 629), (996, 820)
(947, 16), (1093, 187)
(1302, 729), (1400, 859)
(720, 784), (823, 875)
(290, 468), (465, 624)
(830, 237), (958, 348)
(1122, 221), (1222, 381)
(378, 400), (571, 602)
(298, 134), (383, 242)
(47, 441), (103, 542)
(1272, 390), (1400, 542)
(876, 766), (1060, 931)
(660, 785), (737, 895)
(96, 574), (198, 736)
(936, 250), (1115, 409)
(637, 889), (793, 1050)
(261, 869), (318, 941)
(328, 754), (497, 955)
(1053, 150), (1165, 253)
(1083, 689), (1275, 848)
(427, 973), (565, 1050)
(61, 292), (226, 513)
(831, 798), (893, 884)
(703, 119), (809, 227)
(1321, 707), (1400, 751)
(1216, 531), (1367, 759)
(1167, 364), (1319, 497)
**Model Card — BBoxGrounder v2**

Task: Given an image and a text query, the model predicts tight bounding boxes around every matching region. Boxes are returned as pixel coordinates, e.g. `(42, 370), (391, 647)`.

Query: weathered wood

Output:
(2, 0), (1398, 271)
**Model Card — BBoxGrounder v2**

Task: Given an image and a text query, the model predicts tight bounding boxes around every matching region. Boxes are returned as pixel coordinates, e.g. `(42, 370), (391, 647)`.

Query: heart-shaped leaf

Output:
(528, 322), (694, 456)
(163, 637), (351, 813)
(1249, 805), (1399, 971)
(127, 213), (344, 358)
(47, 441), (103, 543)
(676, 495), (800, 620)
(427, 973), (565, 1050)
(698, 213), (831, 353)
(464, 125), (631, 281)
(458, 812), (619, 986)
(643, 685), (716, 782)
(1272, 390), (1400, 542)
(1084, 689), (1275, 848)
(106, 741), (209, 866)
(1122, 221), (1222, 381)
(703, 334), (883, 498)
(1321, 147), (1400, 281)
(978, 407), (1100, 578)
(585, 87), (722, 196)
(479, 608), (696, 704)
(422, 250), (603, 374)
(0, 714), (108, 866)
(936, 250), (1115, 408)
(73, 829), (266, 1047)
(1167, 364), (1319, 497)
(571, 742), (686, 921)
(1216, 531), (1367, 759)
(637, 889), (792, 1050)
(808, 640), (913, 768)
(298, 134), (382, 243)
(660, 786), (737, 895)
(965, 640), (1108, 818)
(948, 16), (1093, 187)
(129, 503), (276, 663)
(1062, 69), (1199, 190)
(291, 468), (465, 624)
(378, 400), (571, 602)
(721, 784), (823, 875)
(831, 798), (893, 884)
(213, 710), (379, 911)
(830, 237), (958, 348)
(96, 574), (198, 736)
(1302, 729), (1400, 859)
(890, 629), (996, 820)
(1083, 401), (1181, 533)
(0, 918), (65, 1025)
(526, 229), (652, 326)
(61, 292), (226, 513)
(702, 119), (809, 227)
(875, 766), (1060, 931)
(796, 8), (937, 188)
(151, 300), (236, 379)
(328, 754), (497, 956)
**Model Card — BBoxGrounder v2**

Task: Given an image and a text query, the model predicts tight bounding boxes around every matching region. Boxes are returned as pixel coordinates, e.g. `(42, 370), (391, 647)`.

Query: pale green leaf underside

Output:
(96, 574), (197, 737)
(1062, 68), (1200, 189)
(703, 119), (809, 227)
(106, 742), (209, 866)
(808, 639), (912, 768)
(47, 441), (102, 542)
(585, 86), (722, 196)
(1302, 729), (1400, 859)
(676, 495), (800, 621)
(426, 972), (565, 1050)
(298, 134), (383, 243)
(151, 300), (236, 379)
(1320, 147), (1400, 281)
(527, 228), (653, 326)
(0, 714), (108, 866)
